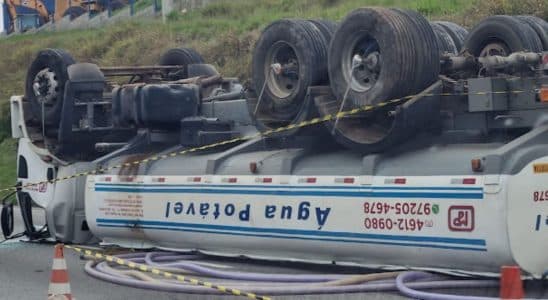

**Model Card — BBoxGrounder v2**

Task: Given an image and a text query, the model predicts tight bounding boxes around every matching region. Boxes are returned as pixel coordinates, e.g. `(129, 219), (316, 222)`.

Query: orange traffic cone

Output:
(47, 244), (72, 300)
(500, 265), (524, 299)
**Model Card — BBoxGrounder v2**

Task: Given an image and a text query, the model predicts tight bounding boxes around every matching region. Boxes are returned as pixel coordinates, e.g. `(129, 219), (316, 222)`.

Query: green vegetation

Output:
(0, 139), (17, 188)
(0, 0), (545, 189)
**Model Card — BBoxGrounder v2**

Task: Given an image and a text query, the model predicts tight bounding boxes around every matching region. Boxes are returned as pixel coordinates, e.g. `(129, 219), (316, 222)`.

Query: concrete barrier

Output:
(54, 16), (73, 31)
(135, 5), (159, 18)
(36, 21), (55, 32)
(67, 13), (90, 30)
(106, 6), (131, 24)
(3, 0), (218, 36)
(87, 10), (110, 29)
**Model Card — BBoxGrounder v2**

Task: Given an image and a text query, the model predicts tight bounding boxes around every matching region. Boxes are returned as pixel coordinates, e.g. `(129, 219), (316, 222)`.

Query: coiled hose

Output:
(84, 251), (502, 298)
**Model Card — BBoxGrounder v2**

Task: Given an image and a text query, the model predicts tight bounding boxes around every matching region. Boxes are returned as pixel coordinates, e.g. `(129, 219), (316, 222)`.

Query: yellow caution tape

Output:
(64, 245), (272, 300)
(0, 89), (527, 194)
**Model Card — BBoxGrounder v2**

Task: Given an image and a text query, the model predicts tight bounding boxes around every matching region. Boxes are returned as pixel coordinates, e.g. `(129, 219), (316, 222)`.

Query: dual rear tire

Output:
(250, 9), (443, 151)
(251, 19), (336, 131)
(252, 11), (547, 153)
(323, 8), (440, 152)
(464, 15), (545, 57)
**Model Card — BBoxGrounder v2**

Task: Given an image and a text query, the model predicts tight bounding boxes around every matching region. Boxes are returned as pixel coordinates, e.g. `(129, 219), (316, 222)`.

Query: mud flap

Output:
(17, 191), (48, 240)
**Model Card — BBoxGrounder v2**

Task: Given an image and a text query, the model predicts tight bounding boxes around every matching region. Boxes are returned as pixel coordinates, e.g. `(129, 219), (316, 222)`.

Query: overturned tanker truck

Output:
(6, 8), (548, 277)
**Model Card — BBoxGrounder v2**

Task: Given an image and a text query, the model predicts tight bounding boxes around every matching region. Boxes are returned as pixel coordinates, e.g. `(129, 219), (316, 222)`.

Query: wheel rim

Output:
(32, 68), (59, 105)
(342, 33), (381, 93)
(479, 41), (510, 57)
(265, 41), (300, 101)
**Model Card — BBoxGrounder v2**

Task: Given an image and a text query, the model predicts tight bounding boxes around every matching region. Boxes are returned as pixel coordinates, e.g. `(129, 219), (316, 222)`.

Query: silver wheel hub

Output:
(32, 68), (59, 105)
(342, 35), (381, 93)
(266, 41), (300, 102)
(480, 42), (509, 57)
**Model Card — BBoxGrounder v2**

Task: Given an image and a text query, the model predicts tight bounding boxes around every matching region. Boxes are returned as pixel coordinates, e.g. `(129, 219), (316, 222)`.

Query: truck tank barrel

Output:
(9, 10), (548, 279)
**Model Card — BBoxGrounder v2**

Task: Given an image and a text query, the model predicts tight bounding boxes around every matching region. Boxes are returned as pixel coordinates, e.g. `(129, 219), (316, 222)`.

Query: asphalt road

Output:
(0, 208), (546, 300)
(0, 208), (407, 300)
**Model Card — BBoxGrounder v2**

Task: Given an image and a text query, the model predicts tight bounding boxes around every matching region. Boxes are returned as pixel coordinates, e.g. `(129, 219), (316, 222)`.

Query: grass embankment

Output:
(0, 139), (16, 190)
(0, 0), (545, 189)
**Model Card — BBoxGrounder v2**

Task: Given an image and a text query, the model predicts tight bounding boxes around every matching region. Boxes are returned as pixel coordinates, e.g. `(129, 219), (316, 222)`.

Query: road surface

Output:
(0, 207), (545, 299)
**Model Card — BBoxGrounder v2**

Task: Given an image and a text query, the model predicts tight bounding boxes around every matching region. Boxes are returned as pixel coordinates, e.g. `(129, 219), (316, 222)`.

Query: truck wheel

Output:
(464, 15), (543, 57)
(251, 19), (329, 126)
(305, 19), (337, 84)
(158, 47), (205, 80)
(322, 8), (440, 152)
(308, 19), (337, 45)
(63, 6), (86, 20)
(26, 49), (76, 126)
(328, 7), (439, 108)
(430, 22), (458, 55)
(1, 203), (13, 239)
(433, 21), (468, 52)
(516, 15), (548, 51)
(391, 8), (440, 90)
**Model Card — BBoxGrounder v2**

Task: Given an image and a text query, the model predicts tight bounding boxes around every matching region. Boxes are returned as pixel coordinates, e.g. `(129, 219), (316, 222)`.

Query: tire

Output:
(1, 203), (13, 239)
(251, 19), (329, 122)
(62, 6), (86, 20)
(324, 8), (440, 152)
(391, 8), (440, 91)
(328, 7), (439, 107)
(25, 49), (76, 126)
(307, 19), (338, 43)
(430, 22), (458, 55)
(158, 47), (205, 80)
(433, 21), (468, 51)
(464, 15), (543, 57)
(307, 19), (337, 84)
(516, 15), (548, 51)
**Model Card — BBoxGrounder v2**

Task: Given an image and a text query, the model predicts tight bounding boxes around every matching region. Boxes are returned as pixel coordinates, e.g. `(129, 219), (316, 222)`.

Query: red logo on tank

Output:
(448, 206), (474, 232)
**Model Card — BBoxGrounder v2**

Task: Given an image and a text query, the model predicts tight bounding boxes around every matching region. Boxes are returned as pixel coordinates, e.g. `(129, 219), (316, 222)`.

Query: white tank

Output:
(84, 141), (548, 278)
